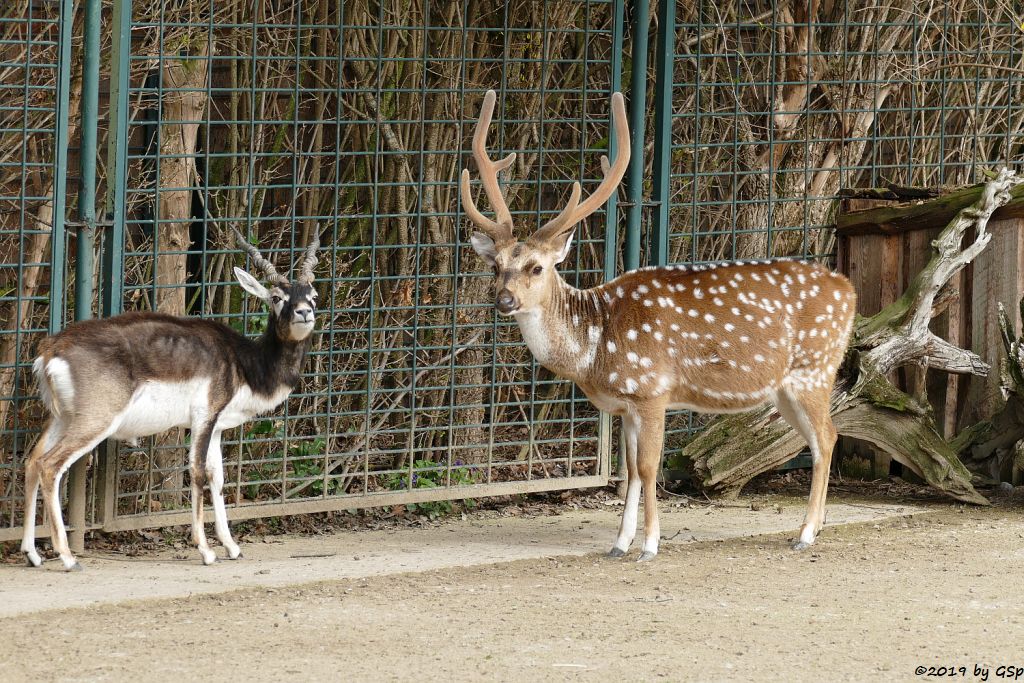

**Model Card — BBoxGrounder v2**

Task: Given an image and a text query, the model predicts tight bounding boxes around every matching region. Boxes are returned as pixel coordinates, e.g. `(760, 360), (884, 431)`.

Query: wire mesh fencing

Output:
(3, 0), (1024, 539)
(0, 0), (72, 538)
(650, 0), (1024, 455)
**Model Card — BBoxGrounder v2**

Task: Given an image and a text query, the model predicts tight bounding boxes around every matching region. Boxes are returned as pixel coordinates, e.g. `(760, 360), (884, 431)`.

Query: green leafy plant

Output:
(386, 459), (476, 517)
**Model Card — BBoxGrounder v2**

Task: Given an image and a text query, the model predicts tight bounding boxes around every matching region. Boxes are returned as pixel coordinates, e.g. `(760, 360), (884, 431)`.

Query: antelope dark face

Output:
(268, 281), (319, 341)
(230, 225), (320, 343)
(234, 270), (319, 343)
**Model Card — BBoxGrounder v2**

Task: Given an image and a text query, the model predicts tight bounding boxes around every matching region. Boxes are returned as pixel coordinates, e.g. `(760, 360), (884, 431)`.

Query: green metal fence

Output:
(3, 0), (624, 540)
(0, 0), (72, 540)
(642, 1), (1024, 451)
(3, 0), (1023, 541)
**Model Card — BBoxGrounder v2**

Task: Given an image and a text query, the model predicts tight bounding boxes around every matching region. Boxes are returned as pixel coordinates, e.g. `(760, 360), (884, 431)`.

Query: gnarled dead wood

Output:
(675, 168), (1024, 504)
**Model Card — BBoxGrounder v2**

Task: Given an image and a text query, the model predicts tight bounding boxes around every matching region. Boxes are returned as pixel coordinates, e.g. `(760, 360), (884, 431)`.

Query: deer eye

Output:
(532, 265), (543, 276)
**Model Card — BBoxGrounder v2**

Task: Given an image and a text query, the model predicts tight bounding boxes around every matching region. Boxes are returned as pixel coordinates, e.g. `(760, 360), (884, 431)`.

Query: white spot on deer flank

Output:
(627, 329), (638, 341)
(606, 340), (617, 353)
(609, 371), (619, 383)
(704, 313), (715, 323)
(624, 378), (639, 394)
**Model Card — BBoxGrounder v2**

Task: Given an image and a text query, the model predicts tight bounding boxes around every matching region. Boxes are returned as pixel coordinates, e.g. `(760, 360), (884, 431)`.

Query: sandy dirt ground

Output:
(1, 492), (1022, 682)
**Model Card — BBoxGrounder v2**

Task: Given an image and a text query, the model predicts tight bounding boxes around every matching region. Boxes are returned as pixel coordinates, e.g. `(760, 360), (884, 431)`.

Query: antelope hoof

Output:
(200, 549), (218, 566)
(791, 540), (811, 551)
(227, 548), (243, 561)
(67, 562), (83, 572)
(24, 551), (42, 568)
(636, 551), (657, 563)
(607, 547), (627, 558)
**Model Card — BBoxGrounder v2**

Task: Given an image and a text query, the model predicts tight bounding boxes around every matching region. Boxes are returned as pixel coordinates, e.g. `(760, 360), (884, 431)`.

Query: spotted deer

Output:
(462, 90), (856, 560)
(21, 227), (319, 570)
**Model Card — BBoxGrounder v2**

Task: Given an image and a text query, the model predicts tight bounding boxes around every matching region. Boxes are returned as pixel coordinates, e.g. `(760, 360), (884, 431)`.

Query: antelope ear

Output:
(470, 232), (498, 266)
(234, 267), (270, 302)
(551, 228), (576, 265)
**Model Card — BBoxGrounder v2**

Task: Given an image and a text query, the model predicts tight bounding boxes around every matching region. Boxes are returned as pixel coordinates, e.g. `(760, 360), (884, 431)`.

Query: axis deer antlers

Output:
(463, 90), (856, 561)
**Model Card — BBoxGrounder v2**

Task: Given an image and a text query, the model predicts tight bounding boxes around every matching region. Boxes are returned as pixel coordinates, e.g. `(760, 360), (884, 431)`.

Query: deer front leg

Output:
(609, 414), (640, 557)
(205, 429), (242, 560)
(635, 407), (666, 562)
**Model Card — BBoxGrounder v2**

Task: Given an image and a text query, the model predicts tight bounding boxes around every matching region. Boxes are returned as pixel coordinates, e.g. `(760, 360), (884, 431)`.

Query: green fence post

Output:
(48, 0), (74, 336)
(650, 0), (675, 267)
(624, 0), (650, 274)
(67, 0), (102, 554)
(600, 0), (628, 484)
(103, 0), (130, 317)
(95, 0), (132, 531)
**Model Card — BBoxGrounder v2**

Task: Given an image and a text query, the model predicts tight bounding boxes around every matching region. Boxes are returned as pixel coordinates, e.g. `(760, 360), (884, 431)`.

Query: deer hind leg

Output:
(609, 414), (641, 558)
(775, 385), (837, 550)
(21, 419), (64, 567)
(205, 429), (241, 560)
(36, 426), (113, 571)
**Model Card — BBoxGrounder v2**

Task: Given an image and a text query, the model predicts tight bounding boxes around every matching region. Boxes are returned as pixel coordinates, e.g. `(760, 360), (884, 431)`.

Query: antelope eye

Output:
(271, 295), (282, 305)
(532, 265), (543, 276)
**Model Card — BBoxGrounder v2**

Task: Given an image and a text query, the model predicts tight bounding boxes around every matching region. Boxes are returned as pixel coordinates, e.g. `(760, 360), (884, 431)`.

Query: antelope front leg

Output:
(609, 415), (640, 557)
(205, 429), (242, 560)
(189, 419), (217, 566)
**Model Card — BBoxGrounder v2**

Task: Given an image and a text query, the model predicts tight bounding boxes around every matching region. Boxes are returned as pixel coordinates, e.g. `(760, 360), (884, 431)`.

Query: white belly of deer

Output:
(111, 378), (211, 440)
(217, 384), (293, 429)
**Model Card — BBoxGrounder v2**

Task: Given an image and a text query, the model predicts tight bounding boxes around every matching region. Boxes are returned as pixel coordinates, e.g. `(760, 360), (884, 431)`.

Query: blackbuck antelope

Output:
(22, 227), (319, 570)
(463, 90), (856, 560)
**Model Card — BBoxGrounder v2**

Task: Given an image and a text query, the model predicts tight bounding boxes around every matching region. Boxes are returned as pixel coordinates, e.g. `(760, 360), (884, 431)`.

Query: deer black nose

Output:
(496, 289), (519, 315)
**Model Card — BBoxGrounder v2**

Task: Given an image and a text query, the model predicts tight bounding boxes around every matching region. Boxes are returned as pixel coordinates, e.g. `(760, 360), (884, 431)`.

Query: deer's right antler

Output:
(532, 92), (630, 243)
(460, 90), (516, 243)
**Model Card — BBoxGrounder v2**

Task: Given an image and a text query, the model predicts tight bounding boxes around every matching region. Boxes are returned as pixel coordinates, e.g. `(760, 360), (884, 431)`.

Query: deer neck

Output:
(512, 276), (604, 380)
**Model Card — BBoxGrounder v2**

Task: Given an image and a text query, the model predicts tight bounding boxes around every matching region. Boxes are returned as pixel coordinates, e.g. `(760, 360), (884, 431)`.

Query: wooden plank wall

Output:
(837, 199), (1023, 441)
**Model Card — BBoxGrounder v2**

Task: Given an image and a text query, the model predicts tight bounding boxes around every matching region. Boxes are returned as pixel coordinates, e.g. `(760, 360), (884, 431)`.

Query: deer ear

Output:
(234, 267), (270, 302)
(552, 228), (576, 264)
(470, 232), (498, 266)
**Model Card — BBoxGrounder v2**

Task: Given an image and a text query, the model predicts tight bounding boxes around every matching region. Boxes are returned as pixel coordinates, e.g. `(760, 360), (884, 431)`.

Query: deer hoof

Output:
(636, 551), (657, 563)
(24, 552), (42, 568)
(67, 562), (83, 572)
(791, 540), (811, 551)
(607, 547), (627, 558)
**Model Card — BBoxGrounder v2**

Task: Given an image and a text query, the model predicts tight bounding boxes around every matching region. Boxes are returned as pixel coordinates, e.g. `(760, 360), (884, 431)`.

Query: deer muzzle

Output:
(495, 289), (519, 315)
